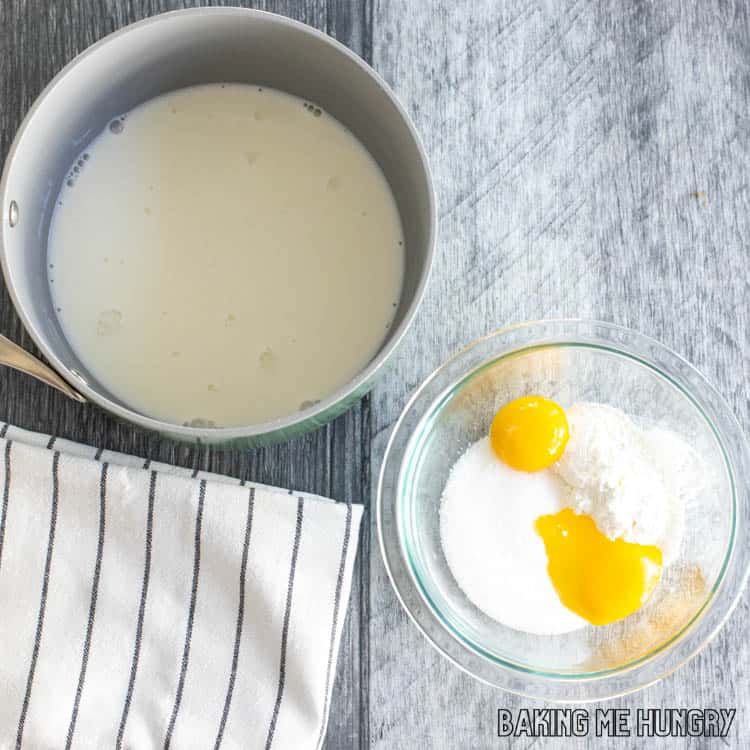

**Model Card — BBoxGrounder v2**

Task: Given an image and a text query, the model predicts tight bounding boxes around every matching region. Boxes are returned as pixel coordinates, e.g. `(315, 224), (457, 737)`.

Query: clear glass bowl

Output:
(377, 320), (750, 701)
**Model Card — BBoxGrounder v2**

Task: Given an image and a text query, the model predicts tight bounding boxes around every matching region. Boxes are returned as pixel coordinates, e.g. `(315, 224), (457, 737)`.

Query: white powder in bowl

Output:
(551, 402), (704, 564)
(439, 402), (704, 635)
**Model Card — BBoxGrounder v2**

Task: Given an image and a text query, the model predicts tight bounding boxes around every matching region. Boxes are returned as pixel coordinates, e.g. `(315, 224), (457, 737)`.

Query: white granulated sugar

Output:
(439, 401), (704, 636)
(439, 437), (587, 635)
(551, 402), (704, 564)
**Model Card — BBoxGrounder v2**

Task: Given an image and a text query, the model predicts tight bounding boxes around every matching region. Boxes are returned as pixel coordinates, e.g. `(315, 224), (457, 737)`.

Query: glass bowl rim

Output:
(376, 319), (750, 701)
(401, 341), (733, 677)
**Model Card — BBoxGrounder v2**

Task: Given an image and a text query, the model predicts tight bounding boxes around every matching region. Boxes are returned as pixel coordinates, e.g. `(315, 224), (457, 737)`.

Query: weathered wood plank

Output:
(369, 0), (750, 748)
(0, 2), (371, 749)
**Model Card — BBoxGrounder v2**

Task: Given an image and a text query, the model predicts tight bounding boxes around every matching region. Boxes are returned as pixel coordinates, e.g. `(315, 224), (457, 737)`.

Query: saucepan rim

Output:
(0, 6), (436, 443)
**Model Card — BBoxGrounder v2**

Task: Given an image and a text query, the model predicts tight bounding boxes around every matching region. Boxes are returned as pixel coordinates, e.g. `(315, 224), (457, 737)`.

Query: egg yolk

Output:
(535, 509), (663, 626)
(489, 395), (569, 472)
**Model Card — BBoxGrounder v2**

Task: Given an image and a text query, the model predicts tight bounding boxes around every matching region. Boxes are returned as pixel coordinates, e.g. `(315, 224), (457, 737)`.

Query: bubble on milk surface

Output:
(302, 102), (323, 117)
(109, 118), (124, 134)
(183, 417), (218, 428)
(259, 347), (274, 368)
(63, 151), (91, 191)
(96, 309), (122, 335)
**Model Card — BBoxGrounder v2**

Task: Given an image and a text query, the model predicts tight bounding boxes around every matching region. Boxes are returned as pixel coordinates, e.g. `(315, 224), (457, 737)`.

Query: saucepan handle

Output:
(0, 334), (86, 402)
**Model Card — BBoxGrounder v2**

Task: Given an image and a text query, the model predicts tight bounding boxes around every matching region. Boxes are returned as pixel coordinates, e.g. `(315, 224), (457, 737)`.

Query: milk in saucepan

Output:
(48, 85), (404, 426)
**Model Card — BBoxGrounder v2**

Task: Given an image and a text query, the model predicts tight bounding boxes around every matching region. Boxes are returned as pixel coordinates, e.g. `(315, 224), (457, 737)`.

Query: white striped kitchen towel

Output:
(0, 422), (362, 750)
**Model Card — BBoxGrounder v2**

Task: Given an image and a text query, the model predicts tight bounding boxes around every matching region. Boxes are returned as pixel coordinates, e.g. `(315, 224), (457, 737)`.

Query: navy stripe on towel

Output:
(315, 501), (353, 749)
(163, 479), (206, 750)
(15, 451), (60, 750)
(264, 496), (305, 750)
(0, 440), (12, 571)
(65, 462), (108, 749)
(116, 470), (157, 750)
(213, 488), (255, 750)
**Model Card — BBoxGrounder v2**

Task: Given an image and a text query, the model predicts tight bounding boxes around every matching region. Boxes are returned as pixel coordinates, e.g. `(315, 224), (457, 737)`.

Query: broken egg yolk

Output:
(535, 509), (663, 626)
(490, 395), (569, 472)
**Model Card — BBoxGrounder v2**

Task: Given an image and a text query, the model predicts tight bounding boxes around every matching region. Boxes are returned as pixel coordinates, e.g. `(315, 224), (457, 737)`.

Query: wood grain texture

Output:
(2, 1), (749, 748)
(0, 2), (371, 749)
(369, 0), (749, 748)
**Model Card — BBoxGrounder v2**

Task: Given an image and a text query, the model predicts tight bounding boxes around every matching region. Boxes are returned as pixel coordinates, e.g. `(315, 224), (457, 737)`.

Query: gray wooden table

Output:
(1, 1), (748, 748)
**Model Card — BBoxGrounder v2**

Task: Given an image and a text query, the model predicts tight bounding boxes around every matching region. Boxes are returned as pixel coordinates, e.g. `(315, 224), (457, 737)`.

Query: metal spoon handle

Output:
(0, 334), (85, 402)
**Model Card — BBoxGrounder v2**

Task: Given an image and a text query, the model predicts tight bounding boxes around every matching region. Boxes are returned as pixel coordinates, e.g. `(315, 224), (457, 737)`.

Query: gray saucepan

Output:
(0, 7), (435, 446)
